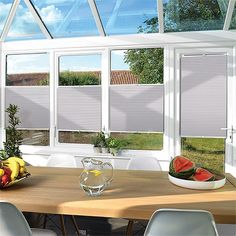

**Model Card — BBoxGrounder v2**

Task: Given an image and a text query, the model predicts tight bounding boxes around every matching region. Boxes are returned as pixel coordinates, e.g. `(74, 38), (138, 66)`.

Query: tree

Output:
(124, 48), (164, 84)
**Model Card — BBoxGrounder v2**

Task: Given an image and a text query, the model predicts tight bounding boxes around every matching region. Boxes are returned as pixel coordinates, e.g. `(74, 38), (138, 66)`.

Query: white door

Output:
(175, 47), (235, 175)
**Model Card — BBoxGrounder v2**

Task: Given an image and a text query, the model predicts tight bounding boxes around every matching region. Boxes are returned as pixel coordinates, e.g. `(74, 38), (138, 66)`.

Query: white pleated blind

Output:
(181, 54), (227, 137)
(110, 85), (164, 132)
(57, 87), (101, 131)
(6, 87), (50, 128)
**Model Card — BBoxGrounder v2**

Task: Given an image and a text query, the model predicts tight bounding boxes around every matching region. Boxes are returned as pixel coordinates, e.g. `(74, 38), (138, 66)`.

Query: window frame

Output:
(0, 35), (235, 169)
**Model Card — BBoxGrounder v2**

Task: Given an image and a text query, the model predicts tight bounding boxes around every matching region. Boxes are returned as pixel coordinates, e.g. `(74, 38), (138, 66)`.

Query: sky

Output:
(7, 50), (129, 74)
(0, 0), (158, 40)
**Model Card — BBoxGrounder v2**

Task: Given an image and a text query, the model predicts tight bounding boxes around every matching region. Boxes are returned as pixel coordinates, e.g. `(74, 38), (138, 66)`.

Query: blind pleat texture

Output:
(180, 54), (227, 137)
(6, 87), (50, 129)
(57, 87), (101, 131)
(110, 85), (164, 132)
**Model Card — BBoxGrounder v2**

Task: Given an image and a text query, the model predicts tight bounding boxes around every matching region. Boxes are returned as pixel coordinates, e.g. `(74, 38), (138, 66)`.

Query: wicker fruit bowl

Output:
(0, 157), (30, 189)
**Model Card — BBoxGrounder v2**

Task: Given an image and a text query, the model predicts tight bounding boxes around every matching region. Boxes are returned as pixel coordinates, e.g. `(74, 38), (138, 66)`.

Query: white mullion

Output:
(102, 49), (110, 135)
(54, 53), (60, 145)
(49, 51), (56, 147)
(157, 0), (164, 33)
(88, 0), (105, 36)
(0, 0), (20, 42)
(0, 52), (6, 148)
(23, 0), (52, 39)
(223, 0), (236, 30)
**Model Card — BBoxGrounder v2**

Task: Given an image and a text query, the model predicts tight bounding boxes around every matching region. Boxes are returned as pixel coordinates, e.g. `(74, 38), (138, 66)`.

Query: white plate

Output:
(168, 174), (226, 190)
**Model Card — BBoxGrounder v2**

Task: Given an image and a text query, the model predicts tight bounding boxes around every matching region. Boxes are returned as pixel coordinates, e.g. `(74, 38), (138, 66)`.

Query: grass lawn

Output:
(182, 138), (225, 174)
(111, 133), (163, 150)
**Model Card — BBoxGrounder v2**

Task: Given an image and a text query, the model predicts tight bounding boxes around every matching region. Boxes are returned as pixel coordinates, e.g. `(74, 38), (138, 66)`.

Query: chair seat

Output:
(31, 228), (57, 236)
(144, 209), (218, 236)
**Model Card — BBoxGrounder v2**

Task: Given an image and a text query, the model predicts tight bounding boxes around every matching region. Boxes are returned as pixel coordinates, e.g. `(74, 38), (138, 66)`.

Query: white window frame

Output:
(0, 34), (235, 168)
(174, 47), (235, 167)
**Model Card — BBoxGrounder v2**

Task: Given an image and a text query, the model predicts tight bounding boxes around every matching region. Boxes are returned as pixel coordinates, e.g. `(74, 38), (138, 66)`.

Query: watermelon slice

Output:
(169, 156), (195, 179)
(192, 168), (215, 181)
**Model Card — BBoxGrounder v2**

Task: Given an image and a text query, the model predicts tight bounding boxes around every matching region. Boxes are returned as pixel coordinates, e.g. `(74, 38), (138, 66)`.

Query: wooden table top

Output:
(0, 167), (235, 224)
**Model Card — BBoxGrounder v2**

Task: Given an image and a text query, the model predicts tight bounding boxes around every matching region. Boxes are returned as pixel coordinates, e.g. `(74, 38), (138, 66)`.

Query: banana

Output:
(2, 159), (20, 181)
(8, 157), (25, 168)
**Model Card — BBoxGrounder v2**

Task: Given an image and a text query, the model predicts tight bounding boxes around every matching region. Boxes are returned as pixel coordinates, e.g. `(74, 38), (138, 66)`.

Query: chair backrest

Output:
(127, 157), (161, 171)
(46, 153), (77, 168)
(144, 208), (218, 236)
(0, 201), (32, 236)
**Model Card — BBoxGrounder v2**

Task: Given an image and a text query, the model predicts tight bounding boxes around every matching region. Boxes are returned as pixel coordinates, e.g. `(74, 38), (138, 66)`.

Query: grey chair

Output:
(144, 209), (219, 236)
(127, 157), (161, 171)
(0, 201), (57, 236)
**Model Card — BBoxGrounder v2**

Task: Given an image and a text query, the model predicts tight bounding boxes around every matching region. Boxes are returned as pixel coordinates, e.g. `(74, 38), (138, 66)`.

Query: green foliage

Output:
(107, 137), (121, 149)
(59, 71), (100, 86)
(164, 0), (223, 32)
(124, 48), (164, 84)
(92, 131), (107, 148)
(0, 104), (22, 160)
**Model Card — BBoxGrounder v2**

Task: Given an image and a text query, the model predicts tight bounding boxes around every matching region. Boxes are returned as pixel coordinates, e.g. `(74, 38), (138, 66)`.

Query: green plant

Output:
(0, 104), (22, 160)
(92, 131), (107, 148)
(108, 137), (121, 149)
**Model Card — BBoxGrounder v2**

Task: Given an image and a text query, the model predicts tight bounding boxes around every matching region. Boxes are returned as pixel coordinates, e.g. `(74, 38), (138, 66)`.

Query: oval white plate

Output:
(168, 174), (226, 190)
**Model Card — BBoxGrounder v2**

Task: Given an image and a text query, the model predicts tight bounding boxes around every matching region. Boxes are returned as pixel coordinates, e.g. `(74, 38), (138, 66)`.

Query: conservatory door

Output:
(176, 48), (234, 174)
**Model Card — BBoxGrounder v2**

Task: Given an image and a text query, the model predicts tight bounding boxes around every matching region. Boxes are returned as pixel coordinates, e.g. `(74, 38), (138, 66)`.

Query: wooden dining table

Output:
(1, 166), (236, 227)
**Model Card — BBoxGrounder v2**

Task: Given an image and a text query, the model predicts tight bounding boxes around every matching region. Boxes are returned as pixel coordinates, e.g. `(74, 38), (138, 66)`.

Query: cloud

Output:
(7, 54), (50, 74)
(0, 2), (12, 30)
(38, 5), (62, 25)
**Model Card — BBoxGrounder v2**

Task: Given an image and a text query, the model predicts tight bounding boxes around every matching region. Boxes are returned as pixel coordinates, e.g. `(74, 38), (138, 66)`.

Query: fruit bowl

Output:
(0, 172), (31, 189)
(0, 157), (31, 189)
(168, 173), (226, 190)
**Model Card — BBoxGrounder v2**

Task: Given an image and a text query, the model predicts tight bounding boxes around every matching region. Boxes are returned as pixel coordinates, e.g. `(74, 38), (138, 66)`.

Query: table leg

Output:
(71, 215), (80, 236)
(125, 220), (134, 236)
(60, 215), (67, 236)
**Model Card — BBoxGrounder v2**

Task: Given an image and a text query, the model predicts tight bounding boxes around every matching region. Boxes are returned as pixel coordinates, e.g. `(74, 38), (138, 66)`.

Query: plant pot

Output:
(101, 147), (109, 153)
(109, 148), (118, 156)
(93, 146), (101, 153)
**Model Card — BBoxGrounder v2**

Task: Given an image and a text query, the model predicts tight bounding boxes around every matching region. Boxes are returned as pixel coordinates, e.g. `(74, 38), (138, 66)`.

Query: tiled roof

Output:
(7, 70), (139, 85)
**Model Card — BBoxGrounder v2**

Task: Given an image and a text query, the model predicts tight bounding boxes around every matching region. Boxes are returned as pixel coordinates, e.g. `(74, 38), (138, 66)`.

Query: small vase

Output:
(93, 146), (101, 153)
(101, 147), (109, 153)
(109, 148), (118, 156)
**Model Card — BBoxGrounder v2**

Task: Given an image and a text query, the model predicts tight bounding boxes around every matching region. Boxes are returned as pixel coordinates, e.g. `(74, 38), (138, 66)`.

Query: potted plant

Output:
(92, 131), (109, 153)
(0, 104), (22, 160)
(108, 137), (121, 156)
(92, 134), (102, 153)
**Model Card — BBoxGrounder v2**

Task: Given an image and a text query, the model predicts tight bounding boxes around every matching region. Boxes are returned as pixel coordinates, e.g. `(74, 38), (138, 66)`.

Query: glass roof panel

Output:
(230, 3), (236, 29)
(164, 0), (229, 32)
(31, 0), (99, 38)
(6, 0), (45, 41)
(95, 0), (158, 35)
(0, 0), (13, 37)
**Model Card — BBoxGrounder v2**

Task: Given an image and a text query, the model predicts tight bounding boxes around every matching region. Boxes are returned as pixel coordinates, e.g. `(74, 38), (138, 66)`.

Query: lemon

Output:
(89, 170), (102, 176)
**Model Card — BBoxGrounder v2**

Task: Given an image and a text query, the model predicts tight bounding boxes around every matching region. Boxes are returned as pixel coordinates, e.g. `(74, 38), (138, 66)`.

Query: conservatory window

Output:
(230, 3), (236, 29)
(163, 0), (229, 32)
(180, 54), (227, 174)
(6, 53), (50, 146)
(6, 0), (45, 41)
(95, 0), (158, 35)
(109, 49), (164, 150)
(0, 0), (12, 37)
(31, 0), (99, 38)
(57, 54), (102, 144)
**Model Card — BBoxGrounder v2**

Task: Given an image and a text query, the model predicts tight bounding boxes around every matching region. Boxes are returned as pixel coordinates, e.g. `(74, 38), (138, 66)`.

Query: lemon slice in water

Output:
(89, 170), (102, 176)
